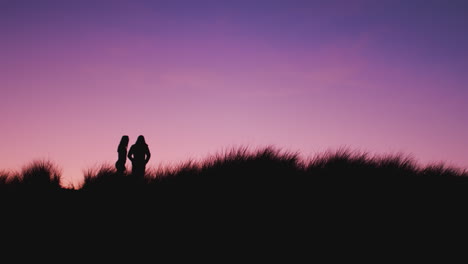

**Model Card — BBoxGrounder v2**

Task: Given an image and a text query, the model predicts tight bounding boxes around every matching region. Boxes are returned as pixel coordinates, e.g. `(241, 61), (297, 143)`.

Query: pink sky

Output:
(1, 1), (467, 186)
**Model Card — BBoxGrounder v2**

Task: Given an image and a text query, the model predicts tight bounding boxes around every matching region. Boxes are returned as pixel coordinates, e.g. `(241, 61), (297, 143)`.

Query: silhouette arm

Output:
(145, 149), (151, 164)
(128, 148), (134, 162)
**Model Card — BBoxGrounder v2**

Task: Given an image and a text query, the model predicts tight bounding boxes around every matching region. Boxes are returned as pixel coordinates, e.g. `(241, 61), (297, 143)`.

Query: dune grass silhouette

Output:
(1, 160), (63, 192)
(1, 147), (467, 196)
(3, 146), (468, 246)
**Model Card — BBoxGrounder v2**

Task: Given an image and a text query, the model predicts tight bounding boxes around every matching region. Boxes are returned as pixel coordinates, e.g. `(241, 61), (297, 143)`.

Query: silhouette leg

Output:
(132, 162), (145, 180)
(116, 161), (125, 176)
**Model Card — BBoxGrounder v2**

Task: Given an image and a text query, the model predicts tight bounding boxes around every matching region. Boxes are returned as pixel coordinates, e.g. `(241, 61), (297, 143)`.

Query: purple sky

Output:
(1, 0), (467, 186)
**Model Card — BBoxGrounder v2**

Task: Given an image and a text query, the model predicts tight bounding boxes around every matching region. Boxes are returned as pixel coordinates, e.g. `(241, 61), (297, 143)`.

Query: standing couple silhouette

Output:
(115, 135), (151, 179)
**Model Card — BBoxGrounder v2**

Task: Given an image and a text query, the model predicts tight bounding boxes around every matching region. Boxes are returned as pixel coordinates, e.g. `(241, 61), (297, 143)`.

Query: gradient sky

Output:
(1, 0), (467, 186)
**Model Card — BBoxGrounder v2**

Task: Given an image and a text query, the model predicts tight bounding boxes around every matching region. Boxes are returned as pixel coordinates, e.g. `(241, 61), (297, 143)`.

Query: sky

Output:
(1, 0), (467, 186)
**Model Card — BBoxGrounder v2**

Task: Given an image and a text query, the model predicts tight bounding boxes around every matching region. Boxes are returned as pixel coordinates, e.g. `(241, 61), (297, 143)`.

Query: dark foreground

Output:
(2, 147), (467, 256)
(2, 147), (467, 213)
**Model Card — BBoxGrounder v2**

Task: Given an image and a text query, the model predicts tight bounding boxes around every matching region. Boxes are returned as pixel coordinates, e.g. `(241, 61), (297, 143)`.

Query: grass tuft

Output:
(20, 160), (62, 189)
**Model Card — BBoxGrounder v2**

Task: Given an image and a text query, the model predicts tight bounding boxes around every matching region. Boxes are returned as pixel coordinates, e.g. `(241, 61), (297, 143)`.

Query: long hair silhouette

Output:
(128, 135), (151, 179)
(115, 135), (129, 175)
(135, 135), (147, 146)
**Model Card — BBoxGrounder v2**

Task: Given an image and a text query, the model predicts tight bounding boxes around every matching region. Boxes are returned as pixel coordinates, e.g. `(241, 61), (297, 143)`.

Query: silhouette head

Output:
(118, 135), (129, 149)
(136, 135), (147, 146)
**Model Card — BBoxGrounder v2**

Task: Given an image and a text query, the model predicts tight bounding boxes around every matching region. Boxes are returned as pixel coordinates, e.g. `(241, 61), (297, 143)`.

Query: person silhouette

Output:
(115, 135), (129, 175)
(128, 135), (151, 179)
